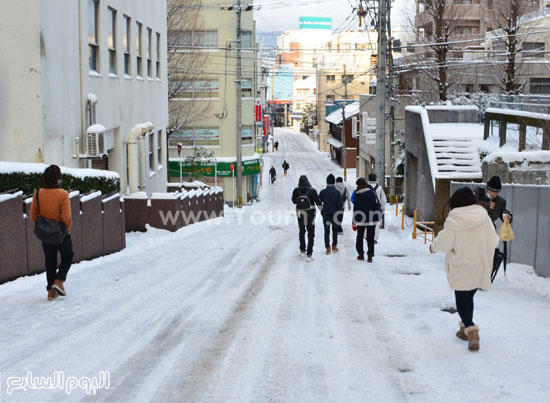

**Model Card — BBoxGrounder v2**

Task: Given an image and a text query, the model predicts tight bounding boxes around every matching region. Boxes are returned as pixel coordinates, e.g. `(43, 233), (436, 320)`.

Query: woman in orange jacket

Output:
(30, 165), (74, 300)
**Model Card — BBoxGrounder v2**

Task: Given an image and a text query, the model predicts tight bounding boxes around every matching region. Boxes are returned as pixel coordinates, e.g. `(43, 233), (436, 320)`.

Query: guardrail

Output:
(412, 210), (434, 244)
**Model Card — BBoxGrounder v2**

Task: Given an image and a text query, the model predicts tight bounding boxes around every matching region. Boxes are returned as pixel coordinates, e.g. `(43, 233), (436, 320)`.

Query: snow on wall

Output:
(151, 192), (179, 200)
(426, 105), (479, 111)
(0, 161), (120, 180)
(0, 191), (23, 203)
(124, 192), (148, 200)
(80, 191), (102, 203)
(486, 107), (550, 121)
(483, 150), (550, 165)
(101, 193), (122, 203)
(406, 106), (437, 191)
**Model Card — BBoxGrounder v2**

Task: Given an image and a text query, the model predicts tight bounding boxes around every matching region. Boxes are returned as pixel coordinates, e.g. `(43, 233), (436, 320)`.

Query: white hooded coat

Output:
(432, 204), (500, 291)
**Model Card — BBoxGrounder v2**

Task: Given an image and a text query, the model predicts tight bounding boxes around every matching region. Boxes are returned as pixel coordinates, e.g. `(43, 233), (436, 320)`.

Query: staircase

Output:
(430, 127), (483, 179)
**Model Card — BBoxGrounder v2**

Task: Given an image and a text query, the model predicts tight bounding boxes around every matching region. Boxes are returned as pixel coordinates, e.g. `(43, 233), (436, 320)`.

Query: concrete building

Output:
(0, 0), (168, 194)
(167, 0), (260, 203)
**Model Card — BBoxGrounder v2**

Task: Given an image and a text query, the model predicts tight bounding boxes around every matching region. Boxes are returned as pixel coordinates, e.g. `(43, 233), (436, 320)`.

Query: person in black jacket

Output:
(282, 160), (290, 176)
(485, 176), (511, 226)
(292, 175), (322, 261)
(269, 166), (277, 183)
(319, 174), (344, 254)
(352, 177), (382, 262)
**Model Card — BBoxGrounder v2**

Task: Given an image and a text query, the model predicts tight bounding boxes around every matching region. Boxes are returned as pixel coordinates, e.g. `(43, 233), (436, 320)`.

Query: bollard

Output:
(412, 209), (417, 239)
(401, 205), (405, 230)
(396, 197), (399, 217)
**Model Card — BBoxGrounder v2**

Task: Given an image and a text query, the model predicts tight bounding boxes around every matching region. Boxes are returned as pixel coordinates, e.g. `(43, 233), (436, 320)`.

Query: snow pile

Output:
(182, 181), (207, 188)
(483, 150), (550, 165)
(0, 161), (119, 180)
(502, 263), (550, 298)
(478, 125), (543, 156)
(0, 190), (23, 203)
(69, 191), (81, 198)
(80, 191), (102, 203)
(486, 107), (550, 121)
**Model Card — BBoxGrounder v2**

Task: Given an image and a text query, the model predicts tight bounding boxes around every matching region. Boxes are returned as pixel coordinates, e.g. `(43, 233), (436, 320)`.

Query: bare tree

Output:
(167, 0), (212, 135)
(489, 0), (540, 95)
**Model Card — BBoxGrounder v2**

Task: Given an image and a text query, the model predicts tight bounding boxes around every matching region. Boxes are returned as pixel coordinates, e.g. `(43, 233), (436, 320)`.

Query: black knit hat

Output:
(486, 176), (502, 192)
(356, 177), (367, 188)
(327, 174), (335, 184)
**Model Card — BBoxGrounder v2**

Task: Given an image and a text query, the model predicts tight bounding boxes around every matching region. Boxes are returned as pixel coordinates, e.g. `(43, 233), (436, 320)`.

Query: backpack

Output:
(296, 189), (312, 210)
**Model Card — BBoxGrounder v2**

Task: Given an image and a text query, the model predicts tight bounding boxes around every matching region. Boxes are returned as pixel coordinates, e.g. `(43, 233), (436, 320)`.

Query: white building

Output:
(0, 0), (168, 194)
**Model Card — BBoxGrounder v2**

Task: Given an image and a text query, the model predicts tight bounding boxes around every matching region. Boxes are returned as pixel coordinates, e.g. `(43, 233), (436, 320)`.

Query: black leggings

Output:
(455, 289), (478, 328)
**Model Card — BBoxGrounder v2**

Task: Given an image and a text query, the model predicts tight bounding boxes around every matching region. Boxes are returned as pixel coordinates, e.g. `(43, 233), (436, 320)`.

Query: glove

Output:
(352, 224), (357, 232)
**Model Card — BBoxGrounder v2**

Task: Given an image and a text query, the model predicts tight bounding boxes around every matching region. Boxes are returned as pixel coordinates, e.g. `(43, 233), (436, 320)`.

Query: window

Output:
(169, 30), (218, 49)
(136, 22), (143, 76)
(480, 84), (489, 93)
(241, 79), (252, 98)
(149, 133), (154, 172)
(454, 0), (472, 4)
(108, 8), (117, 75)
(530, 78), (550, 94)
(241, 125), (253, 144)
(241, 30), (253, 49)
(157, 130), (163, 168)
(146, 28), (152, 77)
(342, 74), (354, 83)
(172, 80), (219, 99)
(457, 26), (472, 35)
(156, 32), (161, 78)
(123, 16), (130, 75)
(170, 128), (220, 147)
(326, 75), (335, 82)
(523, 42), (545, 58)
(341, 43), (351, 53)
(326, 95), (335, 103)
(88, 0), (99, 72)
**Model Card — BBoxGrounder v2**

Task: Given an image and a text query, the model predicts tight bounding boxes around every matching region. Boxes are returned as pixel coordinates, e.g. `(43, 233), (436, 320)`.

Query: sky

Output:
(254, 0), (410, 35)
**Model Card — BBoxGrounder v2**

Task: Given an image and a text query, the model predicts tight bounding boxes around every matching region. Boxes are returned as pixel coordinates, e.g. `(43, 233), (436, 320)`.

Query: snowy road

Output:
(1, 128), (550, 402)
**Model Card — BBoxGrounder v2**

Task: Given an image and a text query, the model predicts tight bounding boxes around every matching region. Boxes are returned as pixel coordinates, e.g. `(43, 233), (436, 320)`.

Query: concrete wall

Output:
(450, 182), (550, 278)
(483, 161), (550, 185)
(426, 106), (479, 124)
(0, 0), (168, 195)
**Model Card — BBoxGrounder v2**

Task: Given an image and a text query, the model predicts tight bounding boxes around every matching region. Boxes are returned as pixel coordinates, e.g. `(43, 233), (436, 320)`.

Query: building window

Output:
(136, 21), (143, 77)
(170, 128), (220, 147)
(108, 8), (117, 75)
(480, 84), (489, 93)
(241, 30), (253, 49)
(326, 75), (335, 82)
(241, 125), (253, 144)
(457, 26), (472, 35)
(241, 79), (252, 98)
(169, 30), (218, 49)
(342, 74), (354, 83)
(149, 133), (154, 172)
(146, 28), (152, 78)
(88, 0), (99, 72)
(326, 95), (335, 103)
(454, 0), (472, 4)
(123, 15), (130, 75)
(156, 32), (161, 78)
(157, 130), (163, 168)
(530, 78), (550, 94)
(523, 42), (545, 58)
(172, 80), (219, 99)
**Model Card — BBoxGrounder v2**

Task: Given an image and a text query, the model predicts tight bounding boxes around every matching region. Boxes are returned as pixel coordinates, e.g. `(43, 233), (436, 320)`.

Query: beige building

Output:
(167, 0), (259, 203)
(0, 0), (168, 194)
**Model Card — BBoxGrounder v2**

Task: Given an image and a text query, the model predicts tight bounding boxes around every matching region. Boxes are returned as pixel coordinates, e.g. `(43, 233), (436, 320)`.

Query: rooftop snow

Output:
(325, 102), (360, 124)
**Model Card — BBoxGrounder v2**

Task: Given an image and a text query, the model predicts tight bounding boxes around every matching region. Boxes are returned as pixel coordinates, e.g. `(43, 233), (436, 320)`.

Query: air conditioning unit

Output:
(86, 124), (106, 158)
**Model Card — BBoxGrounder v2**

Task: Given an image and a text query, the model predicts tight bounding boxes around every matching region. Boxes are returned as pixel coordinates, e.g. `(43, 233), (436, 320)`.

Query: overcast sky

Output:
(254, 0), (411, 34)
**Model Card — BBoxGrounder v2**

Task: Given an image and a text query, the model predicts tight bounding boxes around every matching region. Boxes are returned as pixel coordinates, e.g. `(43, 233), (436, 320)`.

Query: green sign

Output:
(169, 158), (261, 178)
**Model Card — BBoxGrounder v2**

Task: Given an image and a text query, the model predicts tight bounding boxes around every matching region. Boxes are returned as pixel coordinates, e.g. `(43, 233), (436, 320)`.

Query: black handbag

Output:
(491, 248), (504, 283)
(33, 189), (67, 244)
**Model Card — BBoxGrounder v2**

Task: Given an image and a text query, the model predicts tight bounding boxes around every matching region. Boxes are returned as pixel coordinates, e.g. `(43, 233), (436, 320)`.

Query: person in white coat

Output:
(334, 176), (352, 235)
(367, 173), (387, 242)
(430, 187), (499, 352)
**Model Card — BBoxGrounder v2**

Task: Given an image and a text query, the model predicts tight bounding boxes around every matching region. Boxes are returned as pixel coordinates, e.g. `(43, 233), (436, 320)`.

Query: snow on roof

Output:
(483, 150), (550, 165)
(0, 191), (23, 203)
(80, 191), (102, 203)
(325, 137), (343, 149)
(86, 124), (106, 133)
(485, 108), (550, 121)
(214, 153), (261, 163)
(325, 102), (360, 125)
(0, 161), (119, 180)
(426, 105), (479, 111)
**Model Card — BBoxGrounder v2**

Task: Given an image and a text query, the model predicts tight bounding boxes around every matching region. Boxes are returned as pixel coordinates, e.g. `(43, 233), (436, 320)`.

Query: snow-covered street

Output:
(1, 128), (550, 402)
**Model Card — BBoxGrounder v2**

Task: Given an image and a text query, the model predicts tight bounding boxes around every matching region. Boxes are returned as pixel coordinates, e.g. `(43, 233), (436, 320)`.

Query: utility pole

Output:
(387, 0), (395, 198)
(375, 0), (387, 186)
(343, 65), (348, 182)
(235, 0), (243, 207)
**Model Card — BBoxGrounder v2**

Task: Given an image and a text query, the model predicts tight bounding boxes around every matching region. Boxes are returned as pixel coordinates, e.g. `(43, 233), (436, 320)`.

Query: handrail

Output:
(412, 209), (434, 244)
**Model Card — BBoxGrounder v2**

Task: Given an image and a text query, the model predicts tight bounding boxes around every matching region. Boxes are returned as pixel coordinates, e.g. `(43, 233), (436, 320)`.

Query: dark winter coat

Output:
(488, 194), (508, 225)
(319, 185), (344, 215)
(282, 161), (290, 170)
(269, 167), (276, 177)
(352, 188), (381, 226)
(292, 175), (322, 210)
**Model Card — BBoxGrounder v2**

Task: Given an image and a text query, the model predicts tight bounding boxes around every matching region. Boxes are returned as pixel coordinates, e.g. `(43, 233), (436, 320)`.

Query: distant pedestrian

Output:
(30, 165), (74, 301)
(274, 140), (279, 151)
(282, 160), (290, 176)
(334, 177), (351, 235)
(269, 166), (277, 184)
(430, 187), (499, 352)
(291, 175), (322, 262)
(367, 173), (387, 243)
(319, 174), (344, 255)
(352, 177), (382, 262)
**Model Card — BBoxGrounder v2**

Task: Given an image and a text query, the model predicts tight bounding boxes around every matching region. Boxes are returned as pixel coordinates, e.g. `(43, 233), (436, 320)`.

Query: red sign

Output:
(230, 163), (234, 172)
(255, 99), (262, 122)
(177, 143), (182, 156)
(263, 115), (269, 136)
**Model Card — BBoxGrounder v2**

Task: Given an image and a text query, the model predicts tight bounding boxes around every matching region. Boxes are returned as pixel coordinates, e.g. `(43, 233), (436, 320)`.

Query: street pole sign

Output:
(255, 98), (262, 122)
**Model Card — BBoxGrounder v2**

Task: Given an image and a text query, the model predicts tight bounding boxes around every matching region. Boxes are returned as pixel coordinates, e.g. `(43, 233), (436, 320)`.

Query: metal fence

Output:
(450, 182), (550, 278)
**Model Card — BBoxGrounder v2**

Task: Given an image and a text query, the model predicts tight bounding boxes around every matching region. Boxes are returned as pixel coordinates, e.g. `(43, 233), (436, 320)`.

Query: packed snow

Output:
(1, 128), (550, 402)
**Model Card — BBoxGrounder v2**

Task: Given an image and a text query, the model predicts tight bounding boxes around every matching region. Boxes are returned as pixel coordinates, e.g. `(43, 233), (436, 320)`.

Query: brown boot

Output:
(367, 254), (373, 263)
(357, 254), (364, 261)
(465, 325), (480, 351)
(52, 280), (66, 296)
(456, 321), (468, 341)
(47, 289), (58, 301)
(332, 244), (339, 253)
